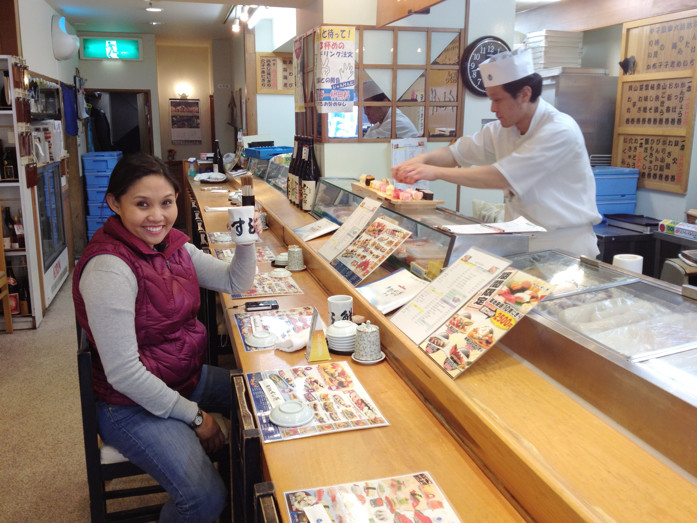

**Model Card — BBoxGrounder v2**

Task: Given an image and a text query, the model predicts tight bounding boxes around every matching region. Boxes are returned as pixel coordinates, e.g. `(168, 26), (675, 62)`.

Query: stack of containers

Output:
(82, 151), (123, 240)
(592, 166), (640, 217)
(524, 30), (583, 70)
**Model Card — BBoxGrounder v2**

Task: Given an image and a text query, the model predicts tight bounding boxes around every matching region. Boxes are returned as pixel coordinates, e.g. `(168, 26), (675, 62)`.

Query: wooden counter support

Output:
(190, 176), (697, 522)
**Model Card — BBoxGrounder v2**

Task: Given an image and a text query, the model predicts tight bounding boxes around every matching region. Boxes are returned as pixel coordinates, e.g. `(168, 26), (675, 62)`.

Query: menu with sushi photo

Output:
(392, 247), (552, 379)
(318, 197), (382, 262)
(284, 471), (460, 523)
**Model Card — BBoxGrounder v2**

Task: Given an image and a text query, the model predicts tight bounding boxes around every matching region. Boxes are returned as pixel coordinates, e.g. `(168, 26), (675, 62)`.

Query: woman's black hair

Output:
(106, 152), (180, 202)
(502, 72), (543, 102)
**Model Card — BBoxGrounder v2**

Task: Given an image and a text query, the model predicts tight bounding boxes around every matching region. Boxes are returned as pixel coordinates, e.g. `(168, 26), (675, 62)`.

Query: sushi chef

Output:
(363, 80), (420, 139)
(392, 48), (601, 257)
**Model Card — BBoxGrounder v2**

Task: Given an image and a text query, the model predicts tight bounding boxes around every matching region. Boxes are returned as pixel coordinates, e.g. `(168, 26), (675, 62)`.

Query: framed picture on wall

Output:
(169, 98), (202, 144)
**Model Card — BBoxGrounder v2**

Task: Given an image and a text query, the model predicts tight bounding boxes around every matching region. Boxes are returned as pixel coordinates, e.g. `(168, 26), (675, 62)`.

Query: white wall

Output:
(18, 0), (77, 84)
(77, 33), (162, 156)
(212, 39), (237, 154)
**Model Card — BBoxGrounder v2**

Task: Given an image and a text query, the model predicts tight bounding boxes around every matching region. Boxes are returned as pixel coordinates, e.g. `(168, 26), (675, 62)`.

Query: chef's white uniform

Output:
(449, 98), (601, 257)
(365, 108), (420, 139)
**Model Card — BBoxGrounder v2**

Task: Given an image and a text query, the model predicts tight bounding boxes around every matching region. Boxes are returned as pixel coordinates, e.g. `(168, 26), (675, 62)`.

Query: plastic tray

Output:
(593, 166), (639, 197)
(596, 196), (636, 216)
(244, 146), (293, 160)
(82, 151), (123, 173)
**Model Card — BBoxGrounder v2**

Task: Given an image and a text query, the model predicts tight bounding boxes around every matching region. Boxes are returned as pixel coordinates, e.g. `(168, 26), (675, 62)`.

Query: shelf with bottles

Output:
(2, 255), (33, 329)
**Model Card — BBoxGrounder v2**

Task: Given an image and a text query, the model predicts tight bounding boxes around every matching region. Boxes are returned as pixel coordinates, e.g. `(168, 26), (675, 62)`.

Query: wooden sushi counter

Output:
(189, 176), (697, 522)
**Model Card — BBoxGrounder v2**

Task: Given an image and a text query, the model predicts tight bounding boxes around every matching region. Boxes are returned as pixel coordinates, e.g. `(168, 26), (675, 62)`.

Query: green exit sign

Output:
(80, 37), (142, 60)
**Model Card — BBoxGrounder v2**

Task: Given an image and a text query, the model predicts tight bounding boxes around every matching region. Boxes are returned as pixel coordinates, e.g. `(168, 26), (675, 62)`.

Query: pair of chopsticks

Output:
(240, 174), (255, 205)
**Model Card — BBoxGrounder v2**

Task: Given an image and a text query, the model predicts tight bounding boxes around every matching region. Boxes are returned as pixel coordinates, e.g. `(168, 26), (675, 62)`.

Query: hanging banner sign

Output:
(314, 26), (355, 113)
(293, 36), (305, 113)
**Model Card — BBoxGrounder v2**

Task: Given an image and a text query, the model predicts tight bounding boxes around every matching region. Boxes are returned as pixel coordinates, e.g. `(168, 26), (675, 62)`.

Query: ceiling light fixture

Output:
(240, 6), (250, 23)
(232, 18), (240, 32)
(146, 2), (162, 13)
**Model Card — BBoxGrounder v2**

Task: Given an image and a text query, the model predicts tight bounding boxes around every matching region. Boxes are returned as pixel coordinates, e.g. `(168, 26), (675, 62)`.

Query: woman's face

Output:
(107, 174), (178, 249)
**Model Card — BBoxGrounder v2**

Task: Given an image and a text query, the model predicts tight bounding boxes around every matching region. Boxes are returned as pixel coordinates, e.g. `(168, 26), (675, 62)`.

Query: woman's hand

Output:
(253, 211), (263, 237)
(193, 410), (226, 454)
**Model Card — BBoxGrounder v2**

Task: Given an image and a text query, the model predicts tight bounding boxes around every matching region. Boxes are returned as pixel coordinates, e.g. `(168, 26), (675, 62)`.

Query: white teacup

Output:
(328, 295), (353, 325)
(228, 206), (258, 245)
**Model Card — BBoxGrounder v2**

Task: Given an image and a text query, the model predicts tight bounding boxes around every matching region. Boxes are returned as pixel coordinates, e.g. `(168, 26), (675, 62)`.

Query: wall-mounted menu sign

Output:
(80, 37), (142, 60)
(613, 10), (697, 194)
(256, 53), (293, 94)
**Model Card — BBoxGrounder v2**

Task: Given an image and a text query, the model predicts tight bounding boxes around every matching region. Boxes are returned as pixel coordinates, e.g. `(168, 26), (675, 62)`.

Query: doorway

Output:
(85, 89), (154, 155)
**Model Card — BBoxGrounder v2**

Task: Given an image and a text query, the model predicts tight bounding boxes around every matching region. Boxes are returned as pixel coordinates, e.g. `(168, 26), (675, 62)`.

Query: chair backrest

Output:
(230, 369), (263, 523)
(254, 481), (280, 523)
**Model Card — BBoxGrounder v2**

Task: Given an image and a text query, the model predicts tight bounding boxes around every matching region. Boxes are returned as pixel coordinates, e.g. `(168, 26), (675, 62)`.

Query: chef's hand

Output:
(193, 410), (226, 454)
(392, 161), (438, 185)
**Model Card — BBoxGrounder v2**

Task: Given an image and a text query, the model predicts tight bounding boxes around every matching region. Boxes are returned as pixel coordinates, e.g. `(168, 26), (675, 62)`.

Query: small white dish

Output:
(269, 268), (291, 278)
(244, 330), (278, 348)
(326, 320), (357, 338)
(351, 351), (386, 365)
(269, 400), (314, 427)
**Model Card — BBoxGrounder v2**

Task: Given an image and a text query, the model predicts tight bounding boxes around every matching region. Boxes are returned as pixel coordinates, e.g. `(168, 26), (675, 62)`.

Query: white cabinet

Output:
(0, 54), (68, 329)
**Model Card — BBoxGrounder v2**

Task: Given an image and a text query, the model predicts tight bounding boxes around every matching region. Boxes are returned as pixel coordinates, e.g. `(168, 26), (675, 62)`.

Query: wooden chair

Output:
(78, 327), (233, 521)
(77, 329), (165, 521)
(254, 482), (281, 523)
(0, 233), (13, 333)
(229, 369), (263, 522)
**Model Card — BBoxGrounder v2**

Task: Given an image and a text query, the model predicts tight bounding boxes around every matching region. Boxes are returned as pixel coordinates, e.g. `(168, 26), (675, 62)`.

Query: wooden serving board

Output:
(350, 182), (444, 209)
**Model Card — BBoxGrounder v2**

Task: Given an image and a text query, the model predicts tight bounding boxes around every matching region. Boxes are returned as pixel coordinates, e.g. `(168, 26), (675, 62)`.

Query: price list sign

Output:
(256, 53), (294, 94)
(314, 25), (355, 113)
(614, 11), (697, 194)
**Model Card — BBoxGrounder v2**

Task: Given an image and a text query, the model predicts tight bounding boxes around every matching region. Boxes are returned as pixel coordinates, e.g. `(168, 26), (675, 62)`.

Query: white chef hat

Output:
(363, 80), (384, 100)
(479, 48), (534, 88)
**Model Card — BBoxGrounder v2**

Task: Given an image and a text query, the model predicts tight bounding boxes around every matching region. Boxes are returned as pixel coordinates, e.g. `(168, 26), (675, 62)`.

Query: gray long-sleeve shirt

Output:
(78, 242), (256, 424)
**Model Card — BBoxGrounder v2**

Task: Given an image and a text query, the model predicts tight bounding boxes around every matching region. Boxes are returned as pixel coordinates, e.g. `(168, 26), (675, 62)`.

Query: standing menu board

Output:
(612, 10), (697, 194)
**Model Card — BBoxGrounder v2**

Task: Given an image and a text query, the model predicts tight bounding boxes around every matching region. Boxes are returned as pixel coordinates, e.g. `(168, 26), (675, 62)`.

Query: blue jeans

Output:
(96, 365), (231, 522)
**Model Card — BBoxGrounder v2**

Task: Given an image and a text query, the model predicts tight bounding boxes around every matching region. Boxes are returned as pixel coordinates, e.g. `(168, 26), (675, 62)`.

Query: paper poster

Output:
(227, 272), (304, 299)
(315, 26), (355, 113)
(294, 36), (305, 113)
(330, 217), (412, 286)
(245, 361), (389, 443)
(169, 99), (201, 144)
(284, 471), (461, 523)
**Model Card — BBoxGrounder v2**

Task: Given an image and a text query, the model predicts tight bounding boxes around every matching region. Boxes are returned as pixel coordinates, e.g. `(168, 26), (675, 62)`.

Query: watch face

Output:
(460, 36), (511, 97)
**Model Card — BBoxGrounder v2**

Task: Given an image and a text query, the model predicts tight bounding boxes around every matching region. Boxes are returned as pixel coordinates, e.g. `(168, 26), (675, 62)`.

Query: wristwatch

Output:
(189, 408), (204, 429)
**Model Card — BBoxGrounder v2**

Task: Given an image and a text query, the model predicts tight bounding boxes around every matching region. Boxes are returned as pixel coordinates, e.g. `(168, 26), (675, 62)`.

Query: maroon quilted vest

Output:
(73, 216), (207, 405)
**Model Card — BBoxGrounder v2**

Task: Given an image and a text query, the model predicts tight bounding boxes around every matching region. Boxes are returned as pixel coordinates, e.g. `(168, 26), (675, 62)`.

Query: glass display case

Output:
(313, 177), (529, 272)
(501, 249), (697, 477)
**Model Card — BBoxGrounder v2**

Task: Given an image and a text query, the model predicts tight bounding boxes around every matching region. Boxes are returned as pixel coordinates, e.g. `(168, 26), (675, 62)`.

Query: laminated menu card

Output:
(246, 361), (388, 443)
(357, 268), (429, 314)
(227, 272), (304, 299)
(293, 217), (340, 241)
(214, 245), (276, 263)
(318, 197), (382, 262)
(330, 217), (412, 286)
(392, 247), (552, 379)
(284, 471), (460, 523)
(234, 306), (316, 352)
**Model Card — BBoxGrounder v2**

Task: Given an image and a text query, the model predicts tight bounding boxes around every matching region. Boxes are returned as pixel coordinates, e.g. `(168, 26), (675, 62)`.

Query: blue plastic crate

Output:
(86, 187), (107, 203)
(596, 194), (636, 216)
(82, 151), (123, 173)
(244, 146), (293, 160)
(593, 166), (639, 197)
(86, 215), (108, 236)
(87, 201), (114, 217)
(84, 172), (111, 188)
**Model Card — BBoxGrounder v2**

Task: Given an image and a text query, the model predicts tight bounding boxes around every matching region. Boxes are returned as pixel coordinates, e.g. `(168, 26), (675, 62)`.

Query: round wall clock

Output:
(460, 36), (511, 97)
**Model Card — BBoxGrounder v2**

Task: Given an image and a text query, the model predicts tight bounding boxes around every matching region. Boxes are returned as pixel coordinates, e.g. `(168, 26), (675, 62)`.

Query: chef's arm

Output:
(393, 158), (509, 190)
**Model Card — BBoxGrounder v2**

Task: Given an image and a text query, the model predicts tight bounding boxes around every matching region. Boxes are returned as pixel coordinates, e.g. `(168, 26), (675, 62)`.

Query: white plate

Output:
(244, 330), (278, 348)
(326, 320), (357, 338)
(351, 351), (386, 365)
(269, 400), (314, 427)
(269, 268), (291, 278)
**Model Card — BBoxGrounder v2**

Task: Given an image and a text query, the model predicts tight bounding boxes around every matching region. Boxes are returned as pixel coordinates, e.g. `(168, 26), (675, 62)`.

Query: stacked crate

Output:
(82, 151), (122, 240)
(592, 166), (640, 216)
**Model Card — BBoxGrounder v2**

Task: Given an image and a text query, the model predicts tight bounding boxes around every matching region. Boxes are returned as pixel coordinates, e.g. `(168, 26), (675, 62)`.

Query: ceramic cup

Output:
(354, 321), (381, 361)
(328, 295), (353, 325)
(275, 252), (289, 266)
(287, 244), (305, 271)
(228, 205), (258, 245)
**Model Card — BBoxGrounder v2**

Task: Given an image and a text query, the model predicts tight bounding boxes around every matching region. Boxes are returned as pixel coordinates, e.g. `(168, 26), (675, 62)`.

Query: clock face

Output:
(460, 36), (511, 97)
